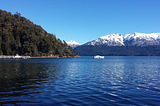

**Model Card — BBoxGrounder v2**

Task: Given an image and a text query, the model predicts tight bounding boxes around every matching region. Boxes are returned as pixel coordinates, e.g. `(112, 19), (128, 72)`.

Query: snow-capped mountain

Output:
(66, 40), (81, 49)
(84, 32), (160, 47)
(85, 33), (124, 46)
(124, 32), (160, 46)
(74, 32), (160, 56)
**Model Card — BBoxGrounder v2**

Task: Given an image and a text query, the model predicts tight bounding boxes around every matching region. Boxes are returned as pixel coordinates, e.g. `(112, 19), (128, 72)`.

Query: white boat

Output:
(94, 55), (104, 59)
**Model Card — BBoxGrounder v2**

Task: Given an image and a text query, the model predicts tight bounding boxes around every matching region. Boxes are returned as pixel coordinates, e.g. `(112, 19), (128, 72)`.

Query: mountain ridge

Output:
(67, 32), (160, 48)
(84, 32), (160, 47)
(73, 32), (160, 56)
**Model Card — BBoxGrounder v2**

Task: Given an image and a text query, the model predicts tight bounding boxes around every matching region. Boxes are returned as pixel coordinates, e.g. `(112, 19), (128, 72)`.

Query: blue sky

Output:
(0, 0), (160, 44)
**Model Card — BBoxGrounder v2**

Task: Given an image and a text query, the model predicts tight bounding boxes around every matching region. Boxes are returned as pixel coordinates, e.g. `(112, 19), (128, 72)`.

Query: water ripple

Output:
(0, 57), (160, 105)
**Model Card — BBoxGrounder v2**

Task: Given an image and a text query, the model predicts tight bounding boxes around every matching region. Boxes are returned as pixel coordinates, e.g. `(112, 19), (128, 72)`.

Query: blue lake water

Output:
(0, 56), (160, 105)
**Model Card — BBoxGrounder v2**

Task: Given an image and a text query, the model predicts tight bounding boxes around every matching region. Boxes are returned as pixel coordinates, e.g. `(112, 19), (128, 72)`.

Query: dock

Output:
(0, 55), (31, 59)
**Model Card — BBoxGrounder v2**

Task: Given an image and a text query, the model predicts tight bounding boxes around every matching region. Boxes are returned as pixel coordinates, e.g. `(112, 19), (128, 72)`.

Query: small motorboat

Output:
(94, 55), (104, 59)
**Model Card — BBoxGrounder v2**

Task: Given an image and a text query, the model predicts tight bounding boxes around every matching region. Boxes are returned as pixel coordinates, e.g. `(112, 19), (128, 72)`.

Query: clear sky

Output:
(0, 0), (160, 44)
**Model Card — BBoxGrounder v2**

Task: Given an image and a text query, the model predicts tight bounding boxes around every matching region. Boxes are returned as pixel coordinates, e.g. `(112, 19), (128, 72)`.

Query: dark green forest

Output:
(74, 45), (160, 56)
(0, 9), (75, 57)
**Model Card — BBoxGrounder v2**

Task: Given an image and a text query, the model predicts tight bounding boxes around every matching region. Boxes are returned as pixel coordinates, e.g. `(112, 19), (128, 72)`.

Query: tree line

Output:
(74, 45), (160, 56)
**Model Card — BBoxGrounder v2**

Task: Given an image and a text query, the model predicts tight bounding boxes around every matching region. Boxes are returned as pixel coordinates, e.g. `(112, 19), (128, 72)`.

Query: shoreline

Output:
(31, 55), (81, 59)
(0, 55), (81, 59)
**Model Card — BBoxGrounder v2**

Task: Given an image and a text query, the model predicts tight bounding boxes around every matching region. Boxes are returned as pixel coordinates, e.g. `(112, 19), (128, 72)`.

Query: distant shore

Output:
(31, 55), (81, 59)
(0, 55), (81, 59)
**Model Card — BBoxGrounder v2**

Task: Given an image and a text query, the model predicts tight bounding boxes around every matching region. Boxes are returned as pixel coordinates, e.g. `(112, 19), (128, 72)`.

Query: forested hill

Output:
(0, 9), (75, 57)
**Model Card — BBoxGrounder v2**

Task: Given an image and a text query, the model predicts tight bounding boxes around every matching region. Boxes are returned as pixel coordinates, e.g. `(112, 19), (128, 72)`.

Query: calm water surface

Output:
(0, 56), (160, 105)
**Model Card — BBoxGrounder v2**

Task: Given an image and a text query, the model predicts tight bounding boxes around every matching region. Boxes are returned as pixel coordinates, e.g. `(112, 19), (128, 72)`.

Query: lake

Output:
(0, 56), (160, 105)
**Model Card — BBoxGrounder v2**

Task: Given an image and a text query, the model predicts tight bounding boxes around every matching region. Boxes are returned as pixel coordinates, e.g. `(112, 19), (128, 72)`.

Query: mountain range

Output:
(84, 32), (160, 46)
(67, 32), (160, 56)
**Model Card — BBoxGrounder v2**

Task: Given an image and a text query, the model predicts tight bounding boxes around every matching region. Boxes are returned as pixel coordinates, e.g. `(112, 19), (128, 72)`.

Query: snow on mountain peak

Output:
(123, 32), (160, 46)
(85, 32), (160, 47)
(67, 32), (160, 49)
(66, 40), (80, 45)
(85, 33), (124, 46)
(66, 40), (81, 49)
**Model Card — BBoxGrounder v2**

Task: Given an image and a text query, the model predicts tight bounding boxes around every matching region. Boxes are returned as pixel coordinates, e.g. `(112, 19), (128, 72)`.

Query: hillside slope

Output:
(0, 9), (75, 57)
